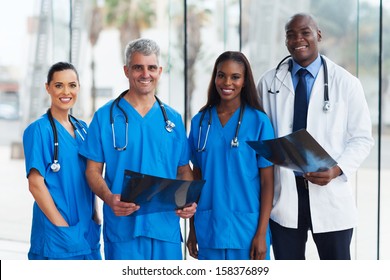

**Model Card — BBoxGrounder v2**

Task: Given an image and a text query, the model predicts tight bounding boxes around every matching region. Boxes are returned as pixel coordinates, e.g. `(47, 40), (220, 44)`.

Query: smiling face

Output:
(285, 14), (322, 67)
(214, 59), (245, 105)
(124, 52), (162, 96)
(46, 69), (79, 113)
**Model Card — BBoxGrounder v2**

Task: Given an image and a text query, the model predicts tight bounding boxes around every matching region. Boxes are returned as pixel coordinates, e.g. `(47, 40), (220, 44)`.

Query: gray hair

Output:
(124, 38), (160, 67)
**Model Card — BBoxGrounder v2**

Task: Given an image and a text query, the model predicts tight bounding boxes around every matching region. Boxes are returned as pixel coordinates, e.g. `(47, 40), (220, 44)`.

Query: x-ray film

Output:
(120, 170), (205, 216)
(247, 129), (337, 173)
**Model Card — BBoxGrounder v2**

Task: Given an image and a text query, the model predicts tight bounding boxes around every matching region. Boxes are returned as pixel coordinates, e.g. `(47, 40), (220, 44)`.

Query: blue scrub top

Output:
(23, 113), (101, 259)
(189, 105), (274, 249)
(79, 96), (190, 244)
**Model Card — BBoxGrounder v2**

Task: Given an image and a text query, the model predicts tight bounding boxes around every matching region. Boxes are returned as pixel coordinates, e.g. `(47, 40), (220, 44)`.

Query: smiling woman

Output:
(22, 62), (102, 260)
(187, 51), (275, 260)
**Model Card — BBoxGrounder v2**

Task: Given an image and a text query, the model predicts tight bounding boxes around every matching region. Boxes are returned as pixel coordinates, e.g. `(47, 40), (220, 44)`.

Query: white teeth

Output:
(295, 46), (307, 50)
(60, 98), (71, 102)
(222, 89), (233, 93)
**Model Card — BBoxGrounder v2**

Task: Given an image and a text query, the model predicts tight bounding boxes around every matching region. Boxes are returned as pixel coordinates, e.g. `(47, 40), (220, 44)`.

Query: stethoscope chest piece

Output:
(231, 137), (239, 148)
(165, 120), (175, 132)
(51, 161), (61, 172)
(323, 100), (331, 112)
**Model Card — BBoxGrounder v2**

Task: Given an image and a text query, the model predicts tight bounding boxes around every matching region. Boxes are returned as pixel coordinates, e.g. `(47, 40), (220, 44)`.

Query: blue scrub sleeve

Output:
(257, 114), (275, 168)
(23, 121), (50, 178)
(79, 111), (105, 163)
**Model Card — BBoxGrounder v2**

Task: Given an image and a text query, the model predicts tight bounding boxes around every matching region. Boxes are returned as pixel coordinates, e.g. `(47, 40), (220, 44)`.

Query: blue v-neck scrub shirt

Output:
(23, 113), (101, 260)
(189, 105), (274, 259)
(79, 97), (190, 259)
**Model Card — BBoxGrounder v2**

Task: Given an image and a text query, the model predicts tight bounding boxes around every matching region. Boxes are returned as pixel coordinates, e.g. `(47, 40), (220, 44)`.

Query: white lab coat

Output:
(257, 56), (374, 233)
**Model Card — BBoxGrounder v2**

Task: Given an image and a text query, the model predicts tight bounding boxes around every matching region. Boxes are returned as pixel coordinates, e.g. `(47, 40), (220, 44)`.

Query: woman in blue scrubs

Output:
(187, 51), (274, 260)
(23, 62), (101, 260)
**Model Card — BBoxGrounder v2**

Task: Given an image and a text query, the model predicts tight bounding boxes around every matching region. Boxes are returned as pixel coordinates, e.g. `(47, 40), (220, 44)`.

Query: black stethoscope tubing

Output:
(109, 90), (175, 151)
(196, 103), (245, 152)
(268, 55), (330, 112)
(47, 108), (87, 172)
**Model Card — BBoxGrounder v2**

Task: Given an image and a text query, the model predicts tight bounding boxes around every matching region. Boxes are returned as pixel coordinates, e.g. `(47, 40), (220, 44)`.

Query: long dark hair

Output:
(47, 62), (79, 84)
(199, 51), (264, 113)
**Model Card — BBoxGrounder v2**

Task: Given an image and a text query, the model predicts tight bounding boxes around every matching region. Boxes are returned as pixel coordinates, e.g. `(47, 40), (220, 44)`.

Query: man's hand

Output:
(304, 165), (343, 186)
(106, 194), (140, 216)
(176, 202), (197, 219)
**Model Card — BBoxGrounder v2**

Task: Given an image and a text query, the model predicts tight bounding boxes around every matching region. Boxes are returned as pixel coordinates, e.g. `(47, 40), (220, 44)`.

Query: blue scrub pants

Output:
(104, 236), (182, 260)
(198, 248), (271, 260)
(270, 176), (353, 260)
(28, 250), (101, 260)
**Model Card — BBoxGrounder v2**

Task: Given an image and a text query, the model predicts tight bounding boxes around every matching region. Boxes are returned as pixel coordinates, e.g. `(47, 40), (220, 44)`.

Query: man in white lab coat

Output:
(257, 13), (374, 259)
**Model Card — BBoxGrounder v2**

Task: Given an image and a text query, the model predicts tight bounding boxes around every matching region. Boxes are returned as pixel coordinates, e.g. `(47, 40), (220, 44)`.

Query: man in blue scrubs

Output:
(79, 38), (196, 260)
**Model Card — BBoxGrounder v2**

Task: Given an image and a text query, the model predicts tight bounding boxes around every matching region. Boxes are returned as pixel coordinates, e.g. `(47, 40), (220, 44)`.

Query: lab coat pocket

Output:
(43, 221), (90, 257)
(328, 177), (352, 198)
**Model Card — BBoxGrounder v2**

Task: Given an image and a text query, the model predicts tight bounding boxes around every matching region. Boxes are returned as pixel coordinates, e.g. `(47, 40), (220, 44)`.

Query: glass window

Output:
(0, 0), (388, 260)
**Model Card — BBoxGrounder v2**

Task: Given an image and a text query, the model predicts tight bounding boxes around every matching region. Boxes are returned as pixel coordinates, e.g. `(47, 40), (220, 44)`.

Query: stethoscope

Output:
(268, 55), (330, 112)
(47, 108), (87, 172)
(197, 103), (245, 152)
(109, 90), (176, 151)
